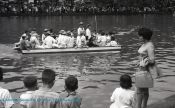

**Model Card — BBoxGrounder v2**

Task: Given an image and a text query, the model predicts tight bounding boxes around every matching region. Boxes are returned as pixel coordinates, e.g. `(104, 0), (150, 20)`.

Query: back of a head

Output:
(120, 74), (132, 89)
(0, 67), (3, 81)
(23, 76), (37, 89)
(42, 69), (56, 84)
(65, 75), (78, 92)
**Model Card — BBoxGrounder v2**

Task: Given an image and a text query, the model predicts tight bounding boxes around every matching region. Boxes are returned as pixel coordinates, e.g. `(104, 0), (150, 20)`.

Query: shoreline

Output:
(0, 12), (173, 17)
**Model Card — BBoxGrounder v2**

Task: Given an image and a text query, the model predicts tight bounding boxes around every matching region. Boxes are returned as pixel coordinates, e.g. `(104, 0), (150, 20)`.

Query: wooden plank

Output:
(22, 46), (121, 54)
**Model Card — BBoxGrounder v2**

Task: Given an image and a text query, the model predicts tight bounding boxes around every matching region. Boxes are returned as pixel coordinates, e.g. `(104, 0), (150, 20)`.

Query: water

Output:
(0, 15), (175, 107)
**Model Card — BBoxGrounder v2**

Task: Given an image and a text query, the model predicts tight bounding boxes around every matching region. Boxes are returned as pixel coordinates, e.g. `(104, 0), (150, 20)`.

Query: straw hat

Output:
(79, 22), (84, 25)
(21, 34), (27, 37)
(44, 29), (49, 32)
(59, 30), (65, 34)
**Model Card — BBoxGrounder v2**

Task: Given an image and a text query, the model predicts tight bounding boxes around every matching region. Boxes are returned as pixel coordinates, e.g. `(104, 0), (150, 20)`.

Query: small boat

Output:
(18, 46), (121, 54)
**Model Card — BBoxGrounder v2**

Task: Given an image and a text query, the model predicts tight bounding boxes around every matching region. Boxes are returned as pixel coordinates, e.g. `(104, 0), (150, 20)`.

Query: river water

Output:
(0, 15), (175, 108)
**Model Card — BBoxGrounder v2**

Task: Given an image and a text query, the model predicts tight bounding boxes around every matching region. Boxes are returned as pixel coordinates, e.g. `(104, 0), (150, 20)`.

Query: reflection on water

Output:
(0, 15), (175, 104)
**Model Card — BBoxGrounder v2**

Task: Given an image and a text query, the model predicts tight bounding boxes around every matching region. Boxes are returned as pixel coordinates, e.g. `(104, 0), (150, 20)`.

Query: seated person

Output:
(57, 30), (69, 48)
(20, 34), (31, 50)
(87, 35), (99, 47)
(20, 76), (38, 108)
(106, 36), (119, 47)
(60, 75), (82, 108)
(30, 33), (44, 49)
(67, 31), (75, 48)
(0, 67), (14, 108)
(43, 30), (58, 48)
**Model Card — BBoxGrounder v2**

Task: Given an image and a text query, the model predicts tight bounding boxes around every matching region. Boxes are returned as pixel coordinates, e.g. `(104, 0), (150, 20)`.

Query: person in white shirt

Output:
(110, 74), (135, 108)
(86, 24), (91, 40)
(20, 76), (38, 108)
(77, 22), (85, 36)
(57, 30), (69, 48)
(67, 31), (75, 48)
(106, 36), (119, 47)
(0, 67), (14, 108)
(30, 33), (44, 49)
(41, 29), (48, 44)
(43, 30), (57, 48)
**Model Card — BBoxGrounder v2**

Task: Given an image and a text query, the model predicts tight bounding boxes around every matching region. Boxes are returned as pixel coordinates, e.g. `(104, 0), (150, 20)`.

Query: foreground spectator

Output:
(0, 67), (14, 108)
(110, 74), (135, 108)
(20, 76), (38, 108)
(28, 69), (60, 108)
(60, 75), (82, 108)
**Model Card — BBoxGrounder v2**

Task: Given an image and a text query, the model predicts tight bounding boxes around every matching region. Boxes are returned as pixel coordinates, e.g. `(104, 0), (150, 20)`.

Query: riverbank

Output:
(0, 11), (173, 17)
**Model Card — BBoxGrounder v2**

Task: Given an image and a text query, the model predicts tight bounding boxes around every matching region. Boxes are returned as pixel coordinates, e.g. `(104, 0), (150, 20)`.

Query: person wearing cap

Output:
(57, 30), (69, 48)
(42, 29), (49, 44)
(30, 33), (43, 49)
(43, 30), (57, 49)
(77, 22), (85, 36)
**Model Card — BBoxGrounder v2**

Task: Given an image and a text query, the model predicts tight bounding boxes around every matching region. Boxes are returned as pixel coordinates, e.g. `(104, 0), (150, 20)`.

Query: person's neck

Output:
(41, 84), (52, 90)
(27, 88), (36, 91)
(143, 40), (150, 44)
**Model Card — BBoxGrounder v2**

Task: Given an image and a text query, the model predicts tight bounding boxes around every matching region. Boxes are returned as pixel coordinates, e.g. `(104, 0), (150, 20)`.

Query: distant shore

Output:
(0, 11), (173, 17)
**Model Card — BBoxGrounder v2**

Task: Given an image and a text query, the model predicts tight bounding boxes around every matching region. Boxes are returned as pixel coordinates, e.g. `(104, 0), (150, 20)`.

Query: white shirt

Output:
(86, 28), (91, 39)
(67, 37), (75, 48)
(30, 36), (40, 48)
(76, 36), (82, 47)
(57, 34), (69, 48)
(77, 27), (85, 35)
(110, 87), (135, 108)
(20, 91), (33, 107)
(44, 36), (56, 48)
(0, 87), (14, 108)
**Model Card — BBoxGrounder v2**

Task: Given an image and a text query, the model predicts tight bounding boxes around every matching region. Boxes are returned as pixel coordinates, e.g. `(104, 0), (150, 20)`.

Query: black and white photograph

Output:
(0, 0), (175, 108)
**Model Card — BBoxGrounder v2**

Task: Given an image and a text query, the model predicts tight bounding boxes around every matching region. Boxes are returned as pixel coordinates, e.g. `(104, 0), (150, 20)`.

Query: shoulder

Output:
(33, 90), (60, 98)
(0, 88), (10, 94)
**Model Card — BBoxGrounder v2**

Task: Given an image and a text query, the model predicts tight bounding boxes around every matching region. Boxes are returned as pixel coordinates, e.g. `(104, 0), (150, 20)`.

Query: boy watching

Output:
(60, 75), (82, 108)
(28, 69), (60, 108)
(20, 76), (38, 108)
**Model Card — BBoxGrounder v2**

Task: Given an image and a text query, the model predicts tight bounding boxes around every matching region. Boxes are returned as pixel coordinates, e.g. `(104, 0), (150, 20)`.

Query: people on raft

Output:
(42, 30), (58, 49)
(16, 23), (120, 50)
(77, 22), (85, 36)
(19, 34), (31, 50)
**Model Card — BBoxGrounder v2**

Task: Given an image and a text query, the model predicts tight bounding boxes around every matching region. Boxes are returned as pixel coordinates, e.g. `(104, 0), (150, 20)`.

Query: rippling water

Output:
(0, 15), (175, 107)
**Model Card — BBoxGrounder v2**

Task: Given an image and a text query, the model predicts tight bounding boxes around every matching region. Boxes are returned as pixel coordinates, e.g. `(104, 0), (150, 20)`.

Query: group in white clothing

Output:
(17, 22), (119, 50)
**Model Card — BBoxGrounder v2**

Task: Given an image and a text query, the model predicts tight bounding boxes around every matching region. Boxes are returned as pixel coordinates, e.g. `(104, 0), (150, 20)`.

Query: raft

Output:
(18, 46), (121, 54)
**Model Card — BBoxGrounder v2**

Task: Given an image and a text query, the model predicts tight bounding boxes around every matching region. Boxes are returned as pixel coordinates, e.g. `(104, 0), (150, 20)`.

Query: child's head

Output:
(42, 69), (56, 86)
(111, 36), (115, 41)
(120, 74), (132, 89)
(65, 75), (78, 92)
(23, 76), (37, 90)
(0, 67), (3, 81)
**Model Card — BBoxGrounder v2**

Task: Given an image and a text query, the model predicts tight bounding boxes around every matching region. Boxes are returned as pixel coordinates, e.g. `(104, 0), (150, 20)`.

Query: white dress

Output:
(110, 87), (135, 108)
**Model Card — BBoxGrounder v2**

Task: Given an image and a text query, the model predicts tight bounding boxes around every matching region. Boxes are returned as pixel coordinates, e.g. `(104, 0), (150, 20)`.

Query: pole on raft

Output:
(95, 15), (98, 32)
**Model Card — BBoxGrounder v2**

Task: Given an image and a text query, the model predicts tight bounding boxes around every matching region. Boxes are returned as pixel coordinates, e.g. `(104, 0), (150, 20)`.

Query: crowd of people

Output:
(16, 22), (119, 51)
(1, 27), (162, 108)
(0, 1), (174, 16)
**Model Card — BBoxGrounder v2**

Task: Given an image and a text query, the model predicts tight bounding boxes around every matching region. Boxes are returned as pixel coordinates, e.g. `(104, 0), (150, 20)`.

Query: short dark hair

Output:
(111, 36), (115, 41)
(138, 28), (153, 41)
(23, 76), (37, 89)
(42, 69), (55, 84)
(65, 75), (78, 91)
(0, 67), (3, 81)
(120, 74), (132, 89)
